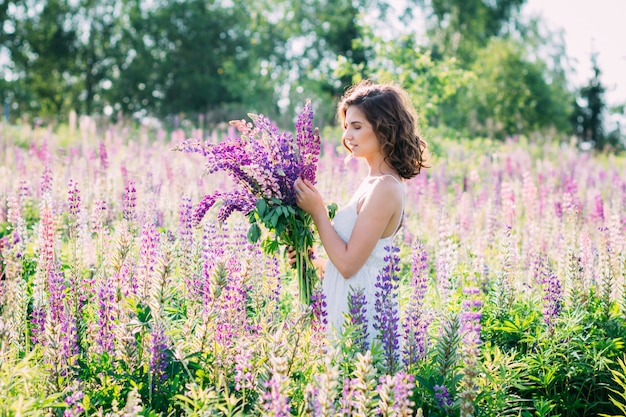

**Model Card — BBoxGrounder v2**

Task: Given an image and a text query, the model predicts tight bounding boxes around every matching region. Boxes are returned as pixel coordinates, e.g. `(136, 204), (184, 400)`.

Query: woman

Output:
(293, 80), (429, 342)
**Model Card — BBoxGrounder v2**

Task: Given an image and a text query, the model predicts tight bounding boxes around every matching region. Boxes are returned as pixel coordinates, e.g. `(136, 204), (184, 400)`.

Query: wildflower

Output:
(542, 271), (562, 329)
(434, 384), (453, 409)
(38, 203), (56, 280)
(95, 277), (116, 355)
(40, 165), (53, 197)
(99, 140), (109, 171)
(459, 286), (483, 417)
(346, 286), (369, 352)
(261, 356), (291, 417)
(173, 100), (321, 304)
(436, 211), (457, 301)
(404, 239), (431, 366)
(215, 258), (247, 348)
(178, 195), (194, 248)
(305, 354), (339, 417)
(376, 372), (415, 417)
(233, 343), (255, 392)
(123, 179), (137, 223)
(30, 305), (46, 345)
(67, 179), (81, 237)
(137, 222), (159, 300)
(311, 287), (328, 333)
(374, 245), (401, 374)
(339, 351), (377, 416)
(63, 389), (85, 417)
(150, 324), (169, 387)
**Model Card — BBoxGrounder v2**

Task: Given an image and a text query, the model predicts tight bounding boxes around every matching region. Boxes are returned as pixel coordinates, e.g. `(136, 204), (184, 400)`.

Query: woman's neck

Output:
(367, 162), (398, 179)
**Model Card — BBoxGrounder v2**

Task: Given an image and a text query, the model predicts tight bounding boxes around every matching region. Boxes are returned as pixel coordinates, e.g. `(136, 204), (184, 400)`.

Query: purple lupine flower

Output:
(217, 189), (257, 223)
(376, 372), (415, 417)
(60, 305), (79, 367)
(193, 192), (222, 225)
(593, 193), (605, 223)
(91, 200), (107, 234)
(123, 179), (137, 223)
(346, 286), (369, 351)
(200, 222), (225, 303)
(178, 195), (194, 248)
(296, 100), (321, 184)
(305, 355), (340, 416)
(137, 222), (159, 300)
(214, 258), (247, 348)
(18, 180), (30, 203)
(459, 285), (483, 417)
(30, 306), (46, 345)
(150, 324), (169, 387)
(63, 389), (85, 417)
(48, 269), (66, 324)
(311, 287), (328, 334)
(178, 195), (196, 294)
(434, 384), (453, 409)
(67, 179), (81, 238)
(234, 343), (255, 392)
(436, 212), (457, 302)
(404, 239), (431, 366)
(339, 378), (355, 415)
(531, 251), (548, 287)
(40, 165), (53, 197)
(264, 256), (282, 306)
(261, 357), (291, 417)
(95, 278), (116, 354)
(374, 245), (402, 373)
(543, 272), (563, 329)
(99, 140), (109, 171)
(174, 101), (320, 221)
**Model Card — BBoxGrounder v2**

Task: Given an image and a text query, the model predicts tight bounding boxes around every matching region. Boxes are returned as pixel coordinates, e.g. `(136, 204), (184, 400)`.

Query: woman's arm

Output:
(294, 177), (402, 278)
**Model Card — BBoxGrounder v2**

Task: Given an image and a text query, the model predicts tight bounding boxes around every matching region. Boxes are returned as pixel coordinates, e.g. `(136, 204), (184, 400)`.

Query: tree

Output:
(458, 37), (572, 138)
(104, 0), (283, 122)
(2, 0), (81, 119)
(336, 29), (473, 130)
(571, 53), (624, 151)
(410, 0), (527, 64)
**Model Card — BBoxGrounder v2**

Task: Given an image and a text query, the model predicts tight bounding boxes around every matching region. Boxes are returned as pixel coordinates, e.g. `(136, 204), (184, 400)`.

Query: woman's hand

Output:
(286, 245), (298, 268)
(294, 177), (326, 220)
(286, 245), (327, 275)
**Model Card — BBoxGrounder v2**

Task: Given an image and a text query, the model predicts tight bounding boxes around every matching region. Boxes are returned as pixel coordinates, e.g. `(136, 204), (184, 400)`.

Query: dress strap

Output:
(379, 175), (405, 237)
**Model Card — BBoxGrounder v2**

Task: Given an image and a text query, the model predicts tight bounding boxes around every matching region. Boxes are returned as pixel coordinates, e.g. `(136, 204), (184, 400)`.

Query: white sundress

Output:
(322, 174), (404, 345)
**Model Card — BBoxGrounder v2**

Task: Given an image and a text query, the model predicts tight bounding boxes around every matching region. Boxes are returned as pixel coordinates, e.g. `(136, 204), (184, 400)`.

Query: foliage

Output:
(0, 0), (606, 149)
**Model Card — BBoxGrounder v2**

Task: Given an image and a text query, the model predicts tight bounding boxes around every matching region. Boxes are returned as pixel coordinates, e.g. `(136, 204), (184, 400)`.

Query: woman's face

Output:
(342, 106), (380, 161)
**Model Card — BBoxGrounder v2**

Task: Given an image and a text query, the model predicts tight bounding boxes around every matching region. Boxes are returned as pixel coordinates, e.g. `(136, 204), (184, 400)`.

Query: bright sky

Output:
(523, 0), (626, 107)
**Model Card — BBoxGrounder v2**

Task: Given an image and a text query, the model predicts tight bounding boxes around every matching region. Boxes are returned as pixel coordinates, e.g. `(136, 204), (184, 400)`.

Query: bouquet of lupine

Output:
(173, 100), (321, 305)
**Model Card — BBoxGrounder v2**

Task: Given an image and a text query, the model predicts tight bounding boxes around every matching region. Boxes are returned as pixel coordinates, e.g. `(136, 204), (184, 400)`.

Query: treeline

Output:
(0, 0), (622, 148)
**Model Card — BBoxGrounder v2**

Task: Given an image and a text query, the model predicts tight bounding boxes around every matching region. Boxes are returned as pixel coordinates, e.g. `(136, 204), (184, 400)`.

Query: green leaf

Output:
(270, 211), (280, 228)
(247, 223), (261, 243)
(327, 202), (338, 219)
(256, 198), (267, 217)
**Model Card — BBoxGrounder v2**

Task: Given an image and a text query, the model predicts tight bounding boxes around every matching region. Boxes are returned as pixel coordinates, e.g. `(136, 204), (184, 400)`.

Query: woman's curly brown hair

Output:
(337, 80), (430, 179)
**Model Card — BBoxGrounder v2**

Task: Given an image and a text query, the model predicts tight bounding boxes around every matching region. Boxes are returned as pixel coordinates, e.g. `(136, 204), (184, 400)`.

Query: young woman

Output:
(293, 80), (429, 342)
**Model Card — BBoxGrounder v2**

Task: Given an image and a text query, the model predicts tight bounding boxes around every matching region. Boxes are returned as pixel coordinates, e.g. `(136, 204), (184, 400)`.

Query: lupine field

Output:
(1, 116), (626, 417)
